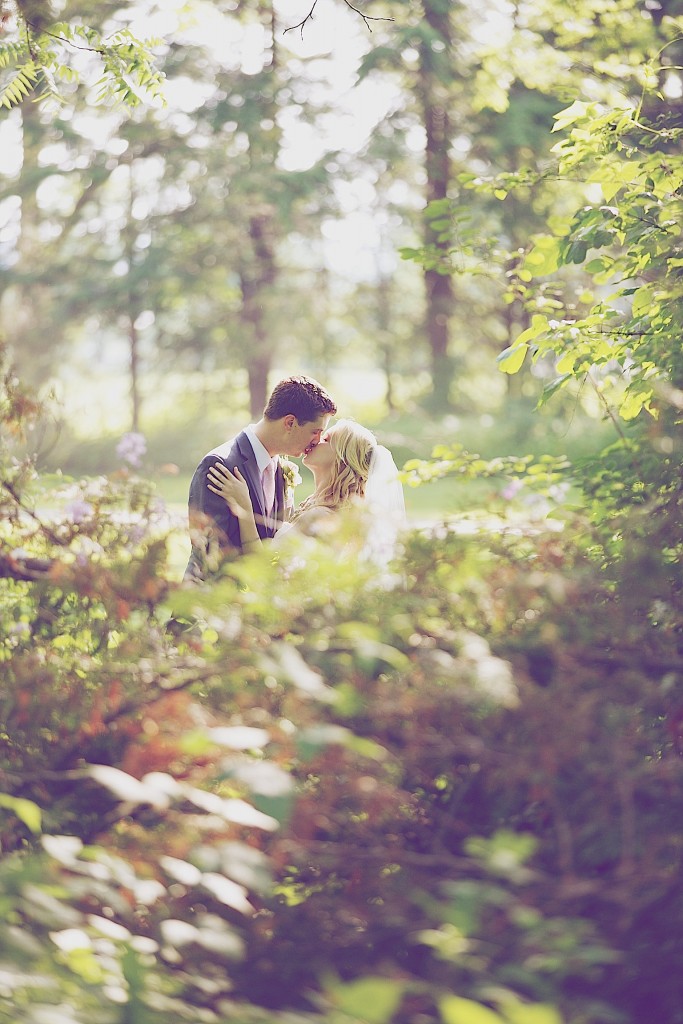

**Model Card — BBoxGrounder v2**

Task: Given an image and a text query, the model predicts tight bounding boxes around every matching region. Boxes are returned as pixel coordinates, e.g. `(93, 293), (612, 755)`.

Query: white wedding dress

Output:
(363, 445), (406, 568)
(275, 445), (406, 570)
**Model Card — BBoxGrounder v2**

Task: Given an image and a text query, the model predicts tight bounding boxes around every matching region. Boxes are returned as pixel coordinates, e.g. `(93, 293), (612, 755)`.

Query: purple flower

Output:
(501, 478), (523, 501)
(65, 498), (94, 523)
(127, 523), (147, 545)
(116, 432), (147, 468)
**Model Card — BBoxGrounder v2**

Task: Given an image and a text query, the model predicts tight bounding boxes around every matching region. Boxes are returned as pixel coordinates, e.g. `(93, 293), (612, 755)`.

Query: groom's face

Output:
(284, 414), (330, 457)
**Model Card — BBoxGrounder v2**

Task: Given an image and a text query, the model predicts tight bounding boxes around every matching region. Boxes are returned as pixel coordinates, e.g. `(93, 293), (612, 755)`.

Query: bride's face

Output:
(302, 430), (336, 475)
(285, 414), (330, 457)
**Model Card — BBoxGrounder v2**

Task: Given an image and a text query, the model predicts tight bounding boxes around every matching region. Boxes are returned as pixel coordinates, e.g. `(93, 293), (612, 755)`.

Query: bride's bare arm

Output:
(207, 464), (261, 549)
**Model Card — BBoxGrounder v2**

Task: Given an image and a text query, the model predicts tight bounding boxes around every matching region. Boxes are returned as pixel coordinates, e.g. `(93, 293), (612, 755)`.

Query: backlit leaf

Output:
(503, 1003), (564, 1024)
(329, 976), (405, 1024)
(632, 286), (654, 318)
(497, 343), (528, 374)
(440, 996), (506, 1024)
(0, 794), (42, 834)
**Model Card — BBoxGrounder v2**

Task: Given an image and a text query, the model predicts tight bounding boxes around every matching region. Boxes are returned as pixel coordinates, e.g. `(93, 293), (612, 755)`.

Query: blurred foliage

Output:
(2, 331), (683, 1023)
(403, 80), (682, 577)
(2, 3), (683, 1023)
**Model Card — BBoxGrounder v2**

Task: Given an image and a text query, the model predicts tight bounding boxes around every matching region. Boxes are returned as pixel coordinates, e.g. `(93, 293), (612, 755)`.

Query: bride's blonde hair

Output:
(297, 418), (377, 515)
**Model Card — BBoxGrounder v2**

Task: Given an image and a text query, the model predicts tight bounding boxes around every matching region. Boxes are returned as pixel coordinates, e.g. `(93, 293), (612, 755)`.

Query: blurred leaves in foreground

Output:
(2, 349), (683, 1024)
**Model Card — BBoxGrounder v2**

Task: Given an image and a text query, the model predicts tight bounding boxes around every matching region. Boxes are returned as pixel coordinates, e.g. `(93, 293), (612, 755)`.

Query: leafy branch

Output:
(401, 444), (571, 492)
(0, 16), (165, 110)
(0, 56), (37, 107)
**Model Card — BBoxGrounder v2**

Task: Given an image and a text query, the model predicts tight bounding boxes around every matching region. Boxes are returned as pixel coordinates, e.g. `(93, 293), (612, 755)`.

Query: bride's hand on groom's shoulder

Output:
(207, 463), (252, 520)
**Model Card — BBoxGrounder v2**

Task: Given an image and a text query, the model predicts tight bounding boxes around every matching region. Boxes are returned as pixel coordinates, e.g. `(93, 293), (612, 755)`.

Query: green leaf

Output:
(0, 794), (42, 834)
(498, 313), (549, 374)
(329, 976), (405, 1024)
(517, 314), (550, 344)
(565, 239), (589, 264)
(631, 285), (654, 318)
(552, 100), (590, 132)
(590, 159), (641, 202)
(524, 236), (560, 277)
(502, 1004), (563, 1024)
(585, 258), (608, 273)
(619, 385), (654, 421)
(555, 351), (577, 374)
(440, 996), (506, 1024)
(296, 723), (351, 761)
(497, 343), (528, 374)
(425, 198), (451, 218)
(538, 374), (572, 407)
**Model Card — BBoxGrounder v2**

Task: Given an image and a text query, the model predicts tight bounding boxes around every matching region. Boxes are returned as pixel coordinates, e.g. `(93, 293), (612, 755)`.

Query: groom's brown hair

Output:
(264, 376), (337, 424)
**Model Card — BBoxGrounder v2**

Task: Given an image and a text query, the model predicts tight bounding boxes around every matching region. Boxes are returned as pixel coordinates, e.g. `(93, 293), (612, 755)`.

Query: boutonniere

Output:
(280, 458), (302, 505)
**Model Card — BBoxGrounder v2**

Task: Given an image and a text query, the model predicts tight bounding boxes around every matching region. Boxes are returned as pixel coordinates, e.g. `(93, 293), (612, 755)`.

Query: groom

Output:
(184, 376), (336, 581)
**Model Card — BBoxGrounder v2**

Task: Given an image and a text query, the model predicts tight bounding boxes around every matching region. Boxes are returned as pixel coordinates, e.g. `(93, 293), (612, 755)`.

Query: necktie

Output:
(262, 459), (275, 513)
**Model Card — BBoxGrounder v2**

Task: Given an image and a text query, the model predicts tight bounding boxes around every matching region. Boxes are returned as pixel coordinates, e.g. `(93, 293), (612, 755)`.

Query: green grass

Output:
(151, 468), (495, 526)
(41, 396), (615, 583)
(156, 473), (502, 581)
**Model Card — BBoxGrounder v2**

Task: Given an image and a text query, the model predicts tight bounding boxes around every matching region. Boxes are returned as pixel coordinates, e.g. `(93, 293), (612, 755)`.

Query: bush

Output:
(2, 353), (683, 1024)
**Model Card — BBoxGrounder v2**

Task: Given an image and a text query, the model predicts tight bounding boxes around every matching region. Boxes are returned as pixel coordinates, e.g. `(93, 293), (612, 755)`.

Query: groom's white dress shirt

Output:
(245, 425), (277, 514)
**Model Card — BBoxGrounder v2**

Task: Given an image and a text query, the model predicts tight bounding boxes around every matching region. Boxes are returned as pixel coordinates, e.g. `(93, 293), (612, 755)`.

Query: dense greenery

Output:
(1, 79), (682, 1008)
(403, 77), (682, 588)
(1, 1), (682, 1022)
(2, 305), (682, 1024)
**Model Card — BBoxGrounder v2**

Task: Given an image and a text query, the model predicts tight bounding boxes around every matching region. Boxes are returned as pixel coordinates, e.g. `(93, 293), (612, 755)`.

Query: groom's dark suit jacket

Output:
(184, 430), (286, 582)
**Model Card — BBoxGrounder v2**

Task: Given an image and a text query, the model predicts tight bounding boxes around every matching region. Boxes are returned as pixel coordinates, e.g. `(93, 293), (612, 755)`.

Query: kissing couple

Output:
(184, 375), (405, 582)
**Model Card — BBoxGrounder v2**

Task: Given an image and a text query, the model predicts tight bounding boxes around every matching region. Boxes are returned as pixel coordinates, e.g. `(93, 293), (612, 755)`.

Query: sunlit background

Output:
(1, 0), (680, 498)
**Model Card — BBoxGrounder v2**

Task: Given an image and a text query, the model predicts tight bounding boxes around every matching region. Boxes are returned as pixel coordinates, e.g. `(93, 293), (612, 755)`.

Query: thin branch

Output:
(24, 17), (35, 60)
(587, 370), (628, 442)
(100, 665), (219, 727)
(0, 550), (52, 581)
(341, 0), (394, 31)
(283, 0), (320, 39)
(284, 0), (394, 38)
(2, 481), (63, 546)
(25, 20), (106, 55)
(22, 665), (220, 778)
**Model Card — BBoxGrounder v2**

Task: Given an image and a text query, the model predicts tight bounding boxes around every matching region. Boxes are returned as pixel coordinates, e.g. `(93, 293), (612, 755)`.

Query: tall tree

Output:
(416, 0), (456, 412)
(358, 0), (490, 413)
(162, 0), (337, 417)
(233, 3), (281, 416)
(1, 0), (337, 427)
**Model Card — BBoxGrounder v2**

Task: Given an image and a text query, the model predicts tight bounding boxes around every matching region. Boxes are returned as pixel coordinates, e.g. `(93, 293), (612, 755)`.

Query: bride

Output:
(206, 418), (405, 561)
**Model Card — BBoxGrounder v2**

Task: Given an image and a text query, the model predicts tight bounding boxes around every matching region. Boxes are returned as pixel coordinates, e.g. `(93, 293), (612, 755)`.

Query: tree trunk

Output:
(424, 269), (454, 411)
(419, 0), (455, 414)
(241, 210), (277, 418)
(240, 0), (279, 418)
(246, 353), (271, 420)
